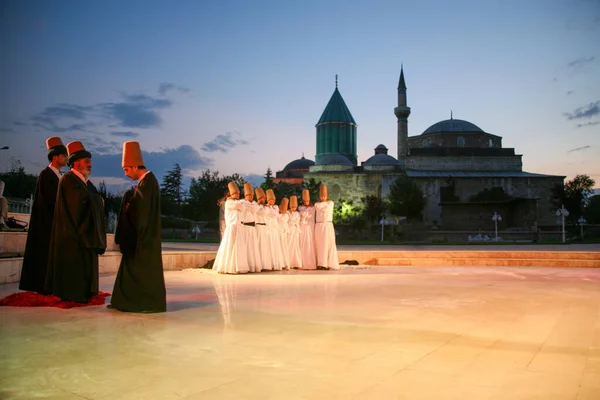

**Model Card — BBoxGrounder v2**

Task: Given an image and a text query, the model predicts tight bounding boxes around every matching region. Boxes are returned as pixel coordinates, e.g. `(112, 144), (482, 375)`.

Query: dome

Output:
(283, 156), (315, 171)
(364, 153), (398, 166)
(422, 119), (484, 135)
(317, 153), (353, 166)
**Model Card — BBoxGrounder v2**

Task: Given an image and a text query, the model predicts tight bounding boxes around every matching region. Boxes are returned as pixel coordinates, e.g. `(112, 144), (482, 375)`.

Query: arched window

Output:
(457, 136), (465, 147)
(422, 138), (429, 147)
(488, 138), (494, 147)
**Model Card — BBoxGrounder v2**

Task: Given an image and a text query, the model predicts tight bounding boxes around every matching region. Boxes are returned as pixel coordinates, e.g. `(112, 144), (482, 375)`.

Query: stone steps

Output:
(2, 249), (599, 285)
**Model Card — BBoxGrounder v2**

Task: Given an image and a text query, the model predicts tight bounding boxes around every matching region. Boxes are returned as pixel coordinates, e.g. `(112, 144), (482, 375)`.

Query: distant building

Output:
(274, 156), (314, 185)
(292, 68), (564, 230)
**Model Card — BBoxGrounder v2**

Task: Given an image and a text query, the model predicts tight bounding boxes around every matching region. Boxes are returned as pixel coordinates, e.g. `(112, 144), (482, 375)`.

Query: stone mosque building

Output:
(276, 68), (564, 230)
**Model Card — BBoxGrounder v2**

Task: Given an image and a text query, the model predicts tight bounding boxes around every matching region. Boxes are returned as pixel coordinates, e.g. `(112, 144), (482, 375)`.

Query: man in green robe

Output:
(108, 141), (166, 313)
(45, 141), (106, 302)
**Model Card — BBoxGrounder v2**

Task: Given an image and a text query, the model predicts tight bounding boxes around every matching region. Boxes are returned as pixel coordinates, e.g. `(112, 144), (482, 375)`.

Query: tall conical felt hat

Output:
(228, 181), (240, 194)
(302, 189), (310, 203)
(46, 136), (67, 159)
(122, 141), (145, 167)
(255, 187), (265, 200)
(279, 197), (289, 213)
(244, 182), (253, 197)
(66, 141), (91, 166)
(320, 185), (328, 197)
(266, 189), (275, 202)
(290, 196), (298, 209)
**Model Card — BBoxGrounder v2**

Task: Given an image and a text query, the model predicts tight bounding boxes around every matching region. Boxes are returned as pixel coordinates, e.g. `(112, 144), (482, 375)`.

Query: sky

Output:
(1, 0), (599, 193)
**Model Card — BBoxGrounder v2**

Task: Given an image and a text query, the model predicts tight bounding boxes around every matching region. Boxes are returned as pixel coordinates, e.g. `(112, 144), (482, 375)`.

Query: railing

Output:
(6, 197), (32, 214)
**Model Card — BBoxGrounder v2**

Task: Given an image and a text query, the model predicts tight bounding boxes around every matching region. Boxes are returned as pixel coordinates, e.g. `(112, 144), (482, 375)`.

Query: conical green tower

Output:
(315, 76), (357, 165)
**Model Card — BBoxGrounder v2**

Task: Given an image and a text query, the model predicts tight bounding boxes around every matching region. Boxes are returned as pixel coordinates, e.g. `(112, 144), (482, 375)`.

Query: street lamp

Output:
(578, 216), (587, 239)
(492, 212), (502, 241)
(556, 205), (570, 244)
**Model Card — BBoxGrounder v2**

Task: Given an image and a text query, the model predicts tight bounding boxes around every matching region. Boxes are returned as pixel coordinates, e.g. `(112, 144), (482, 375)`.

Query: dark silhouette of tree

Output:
(161, 163), (186, 216)
(302, 178), (322, 204)
(261, 167), (274, 191)
(361, 195), (388, 223)
(387, 175), (426, 222)
(0, 158), (37, 199)
(552, 174), (595, 224)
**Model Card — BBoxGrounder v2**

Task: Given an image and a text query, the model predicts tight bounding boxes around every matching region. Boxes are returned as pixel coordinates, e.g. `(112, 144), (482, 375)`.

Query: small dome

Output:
(283, 156), (315, 171)
(422, 119), (484, 135)
(364, 153), (398, 166)
(317, 153), (353, 166)
(374, 144), (388, 154)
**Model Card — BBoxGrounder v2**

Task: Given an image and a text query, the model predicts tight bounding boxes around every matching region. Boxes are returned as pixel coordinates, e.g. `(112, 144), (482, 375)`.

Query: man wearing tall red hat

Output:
(45, 141), (106, 302)
(238, 182), (261, 272)
(19, 137), (68, 293)
(108, 141), (166, 313)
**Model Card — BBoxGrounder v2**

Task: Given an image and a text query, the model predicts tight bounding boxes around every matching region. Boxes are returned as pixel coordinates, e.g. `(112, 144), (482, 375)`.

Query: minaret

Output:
(394, 65), (411, 163)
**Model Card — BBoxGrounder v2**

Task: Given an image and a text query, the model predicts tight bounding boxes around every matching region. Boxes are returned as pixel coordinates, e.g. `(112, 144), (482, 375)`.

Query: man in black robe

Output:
(108, 141), (166, 313)
(45, 141), (106, 303)
(19, 137), (68, 293)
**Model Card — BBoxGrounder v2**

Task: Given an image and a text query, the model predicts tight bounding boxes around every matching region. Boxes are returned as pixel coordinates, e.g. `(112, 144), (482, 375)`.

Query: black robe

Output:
(19, 167), (59, 293)
(45, 171), (106, 302)
(110, 172), (166, 313)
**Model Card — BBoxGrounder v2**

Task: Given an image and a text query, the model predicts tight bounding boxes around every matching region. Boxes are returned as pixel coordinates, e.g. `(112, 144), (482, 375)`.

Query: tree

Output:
(184, 169), (245, 222)
(0, 158), (38, 199)
(552, 174), (595, 224)
(261, 167), (274, 191)
(361, 195), (388, 223)
(584, 194), (600, 224)
(387, 175), (426, 222)
(161, 163), (186, 216)
(302, 178), (322, 204)
(332, 199), (362, 224)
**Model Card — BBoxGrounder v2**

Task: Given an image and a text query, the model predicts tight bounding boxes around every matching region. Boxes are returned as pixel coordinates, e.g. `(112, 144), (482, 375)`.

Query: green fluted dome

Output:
(317, 88), (356, 125)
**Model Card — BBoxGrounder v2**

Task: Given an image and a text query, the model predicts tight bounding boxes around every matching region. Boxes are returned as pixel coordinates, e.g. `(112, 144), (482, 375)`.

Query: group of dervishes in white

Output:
(213, 183), (339, 274)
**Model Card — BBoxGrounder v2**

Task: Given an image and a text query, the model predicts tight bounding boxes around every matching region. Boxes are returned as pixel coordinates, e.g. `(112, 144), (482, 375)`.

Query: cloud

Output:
(201, 131), (249, 153)
(0, 127), (15, 133)
(29, 104), (95, 132)
(567, 56), (595, 68)
(564, 101), (600, 120)
(100, 94), (172, 128)
(89, 145), (213, 183)
(158, 83), (190, 95)
(110, 131), (139, 138)
(566, 90), (574, 95)
(577, 121), (600, 128)
(567, 145), (591, 153)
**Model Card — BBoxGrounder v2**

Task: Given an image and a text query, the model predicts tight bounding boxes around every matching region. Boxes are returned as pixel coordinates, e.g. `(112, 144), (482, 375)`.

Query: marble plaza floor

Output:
(1, 266), (600, 400)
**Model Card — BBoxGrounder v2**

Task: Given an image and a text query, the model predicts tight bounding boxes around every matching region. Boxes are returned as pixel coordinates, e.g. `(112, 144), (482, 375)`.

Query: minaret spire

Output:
(450, 110), (453, 119)
(394, 65), (411, 165)
(335, 74), (338, 89)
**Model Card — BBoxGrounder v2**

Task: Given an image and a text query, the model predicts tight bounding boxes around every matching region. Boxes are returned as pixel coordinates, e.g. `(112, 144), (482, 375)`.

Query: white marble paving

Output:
(1, 266), (600, 399)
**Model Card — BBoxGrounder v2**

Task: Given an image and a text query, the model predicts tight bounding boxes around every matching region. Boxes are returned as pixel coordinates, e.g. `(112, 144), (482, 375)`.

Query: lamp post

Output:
(492, 212), (502, 241)
(556, 205), (569, 244)
(578, 216), (587, 239)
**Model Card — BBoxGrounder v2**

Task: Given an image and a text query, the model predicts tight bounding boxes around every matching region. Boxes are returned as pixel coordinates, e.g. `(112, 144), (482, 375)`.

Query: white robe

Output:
(265, 205), (284, 270)
(213, 199), (248, 274)
(314, 200), (339, 269)
(278, 212), (291, 269)
(255, 204), (272, 270)
(298, 205), (316, 270)
(287, 210), (303, 269)
(238, 200), (261, 272)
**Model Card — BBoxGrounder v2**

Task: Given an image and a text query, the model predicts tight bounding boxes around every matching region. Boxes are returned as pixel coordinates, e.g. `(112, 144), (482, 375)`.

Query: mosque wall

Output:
(406, 156), (523, 171)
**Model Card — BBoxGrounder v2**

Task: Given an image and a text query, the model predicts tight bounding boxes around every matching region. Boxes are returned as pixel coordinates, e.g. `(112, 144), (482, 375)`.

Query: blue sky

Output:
(1, 0), (599, 192)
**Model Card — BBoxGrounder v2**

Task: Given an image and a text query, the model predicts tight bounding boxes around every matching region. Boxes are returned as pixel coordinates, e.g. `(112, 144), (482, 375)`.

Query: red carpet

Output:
(0, 291), (111, 309)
